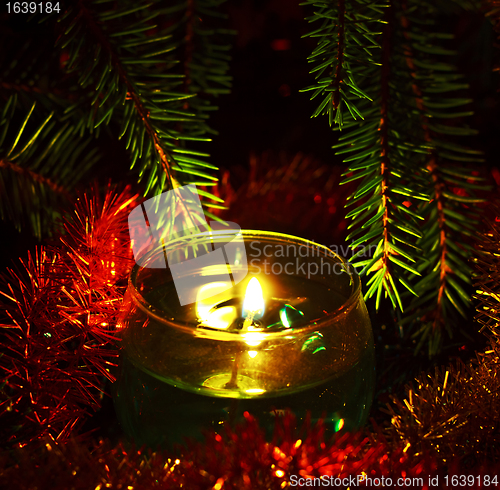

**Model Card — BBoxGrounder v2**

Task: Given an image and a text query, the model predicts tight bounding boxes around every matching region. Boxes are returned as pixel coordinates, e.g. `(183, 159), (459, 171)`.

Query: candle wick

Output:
(226, 309), (256, 390)
(242, 310), (256, 330)
(226, 308), (260, 390)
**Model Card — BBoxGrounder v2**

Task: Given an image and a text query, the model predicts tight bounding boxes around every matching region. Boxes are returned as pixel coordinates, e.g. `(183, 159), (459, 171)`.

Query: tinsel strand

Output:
(0, 184), (137, 445)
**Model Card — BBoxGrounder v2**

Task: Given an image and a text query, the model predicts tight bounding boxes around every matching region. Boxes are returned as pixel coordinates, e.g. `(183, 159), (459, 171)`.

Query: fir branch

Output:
(71, 0), (176, 186)
(304, 0), (487, 355)
(174, 0), (233, 141)
(57, 0), (231, 205)
(305, 0), (430, 311)
(1, 82), (52, 96)
(0, 159), (68, 196)
(395, 0), (485, 355)
(396, 2), (455, 348)
(183, 0), (196, 95)
(0, 16), (100, 236)
(337, 2), (429, 311)
(377, 6), (395, 304)
(0, 1), (230, 235)
(485, 0), (500, 35)
(301, 0), (384, 128)
(0, 96), (98, 237)
(333, 0), (345, 114)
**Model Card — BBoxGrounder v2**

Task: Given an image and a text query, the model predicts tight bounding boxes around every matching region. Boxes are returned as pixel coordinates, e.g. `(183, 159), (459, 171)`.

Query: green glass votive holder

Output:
(113, 230), (375, 449)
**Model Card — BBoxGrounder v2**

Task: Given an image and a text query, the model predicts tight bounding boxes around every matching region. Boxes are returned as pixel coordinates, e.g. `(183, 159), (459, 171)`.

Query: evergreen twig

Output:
(0, 0), (232, 236)
(304, 0), (487, 355)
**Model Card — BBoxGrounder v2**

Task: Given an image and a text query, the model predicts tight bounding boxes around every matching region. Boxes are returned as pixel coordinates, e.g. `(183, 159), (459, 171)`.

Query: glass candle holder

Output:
(113, 231), (375, 449)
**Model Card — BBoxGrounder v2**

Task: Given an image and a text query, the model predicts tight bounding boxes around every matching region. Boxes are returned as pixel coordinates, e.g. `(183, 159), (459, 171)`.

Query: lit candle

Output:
(115, 231), (375, 449)
(195, 277), (267, 332)
(195, 276), (305, 337)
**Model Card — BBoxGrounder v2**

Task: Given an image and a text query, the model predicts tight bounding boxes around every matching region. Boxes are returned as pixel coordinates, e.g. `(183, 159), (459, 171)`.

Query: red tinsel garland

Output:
(1, 413), (500, 489)
(0, 184), (137, 445)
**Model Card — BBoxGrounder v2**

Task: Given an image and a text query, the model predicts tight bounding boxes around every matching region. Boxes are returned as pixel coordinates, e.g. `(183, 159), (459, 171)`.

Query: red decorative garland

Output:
(0, 184), (137, 445)
(1, 413), (499, 489)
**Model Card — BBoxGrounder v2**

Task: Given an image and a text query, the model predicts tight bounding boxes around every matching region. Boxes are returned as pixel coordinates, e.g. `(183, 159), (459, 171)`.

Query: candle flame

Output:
(242, 277), (265, 318)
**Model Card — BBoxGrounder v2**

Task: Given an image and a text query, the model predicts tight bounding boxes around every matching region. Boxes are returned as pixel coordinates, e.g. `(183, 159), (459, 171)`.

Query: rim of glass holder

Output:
(127, 230), (362, 339)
